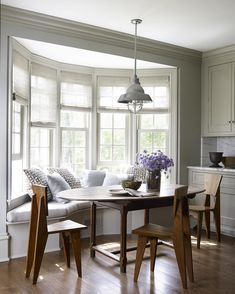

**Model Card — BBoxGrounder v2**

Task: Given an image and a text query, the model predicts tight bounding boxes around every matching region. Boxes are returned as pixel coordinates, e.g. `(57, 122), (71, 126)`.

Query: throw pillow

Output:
(102, 173), (133, 186)
(82, 170), (106, 187)
(102, 172), (120, 186)
(23, 168), (53, 201)
(47, 173), (71, 203)
(47, 167), (81, 189)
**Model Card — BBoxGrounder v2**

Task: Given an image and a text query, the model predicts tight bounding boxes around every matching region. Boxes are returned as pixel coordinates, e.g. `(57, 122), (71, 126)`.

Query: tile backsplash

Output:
(201, 137), (235, 166)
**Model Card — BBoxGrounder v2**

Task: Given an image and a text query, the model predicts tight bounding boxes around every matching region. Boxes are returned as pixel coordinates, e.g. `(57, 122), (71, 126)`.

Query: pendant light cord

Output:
(134, 21), (137, 77)
(131, 19), (142, 78)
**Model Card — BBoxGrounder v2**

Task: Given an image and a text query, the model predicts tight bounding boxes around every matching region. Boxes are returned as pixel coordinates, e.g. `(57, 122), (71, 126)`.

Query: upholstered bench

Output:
(6, 193), (92, 259)
(7, 169), (133, 259)
(7, 196), (90, 224)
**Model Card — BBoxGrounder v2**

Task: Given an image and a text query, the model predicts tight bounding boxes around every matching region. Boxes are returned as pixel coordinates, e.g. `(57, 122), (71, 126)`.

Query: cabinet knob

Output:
(228, 120), (232, 123)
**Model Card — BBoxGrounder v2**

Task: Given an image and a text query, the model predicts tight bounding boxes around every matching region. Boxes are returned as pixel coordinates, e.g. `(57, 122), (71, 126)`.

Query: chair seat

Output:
(132, 223), (173, 239)
(48, 219), (87, 234)
(189, 205), (213, 212)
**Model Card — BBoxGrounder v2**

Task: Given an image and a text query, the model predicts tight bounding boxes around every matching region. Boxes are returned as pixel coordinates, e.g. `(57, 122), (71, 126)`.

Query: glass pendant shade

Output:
(118, 19), (152, 113)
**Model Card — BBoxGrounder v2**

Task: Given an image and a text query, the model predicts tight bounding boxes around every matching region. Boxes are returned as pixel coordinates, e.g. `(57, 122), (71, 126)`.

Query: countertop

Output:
(187, 166), (235, 173)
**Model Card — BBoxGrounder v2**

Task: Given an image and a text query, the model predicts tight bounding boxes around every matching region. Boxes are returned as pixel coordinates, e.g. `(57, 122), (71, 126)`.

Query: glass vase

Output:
(146, 169), (161, 191)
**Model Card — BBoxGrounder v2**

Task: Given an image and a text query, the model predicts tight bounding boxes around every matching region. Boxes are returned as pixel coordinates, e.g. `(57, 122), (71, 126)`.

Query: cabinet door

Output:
(208, 63), (232, 134)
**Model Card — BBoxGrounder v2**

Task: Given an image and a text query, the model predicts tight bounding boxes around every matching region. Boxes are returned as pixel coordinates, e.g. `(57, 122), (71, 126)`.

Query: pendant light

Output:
(118, 19), (152, 113)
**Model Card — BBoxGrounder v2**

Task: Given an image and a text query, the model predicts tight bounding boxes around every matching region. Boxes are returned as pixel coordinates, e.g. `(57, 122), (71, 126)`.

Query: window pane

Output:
(100, 146), (112, 161)
(11, 160), (24, 197)
(100, 130), (112, 145)
(113, 114), (125, 128)
(100, 113), (112, 128)
(113, 129), (125, 145)
(139, 132), (153, 151)
(30, 128), (52, 168)
(61, 130), (87, 174)
(13, 134), (21, 154)
(113, 146), (125, 161)
(140, 114), (154, 129)
(153, 132), (167, 151)
(154, 114), (169, 129)
(99, 112), (127, 165)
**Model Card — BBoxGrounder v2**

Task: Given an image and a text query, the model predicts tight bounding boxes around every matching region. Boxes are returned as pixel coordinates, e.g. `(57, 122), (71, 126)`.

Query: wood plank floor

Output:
(0, 233), (234, 294)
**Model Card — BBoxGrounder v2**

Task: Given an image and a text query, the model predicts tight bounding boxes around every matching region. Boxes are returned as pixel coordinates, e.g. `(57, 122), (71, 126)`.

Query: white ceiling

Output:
(14, 37), (170, 69)
(3, 0), (235, 52)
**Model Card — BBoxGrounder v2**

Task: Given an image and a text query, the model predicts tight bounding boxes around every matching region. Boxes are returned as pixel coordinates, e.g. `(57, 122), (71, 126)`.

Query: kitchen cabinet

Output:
(188, 166), (235, 237)
(208, 63), (234, 134)
(202, 62), (235, 136)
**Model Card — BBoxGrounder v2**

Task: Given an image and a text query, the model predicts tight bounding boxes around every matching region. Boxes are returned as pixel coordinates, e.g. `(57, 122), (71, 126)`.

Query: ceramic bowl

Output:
(121, 180), (142, 190)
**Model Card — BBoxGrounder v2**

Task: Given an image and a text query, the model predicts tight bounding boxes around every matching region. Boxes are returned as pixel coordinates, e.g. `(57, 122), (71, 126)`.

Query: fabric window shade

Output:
(97, 76), (130, 109)
(13, 50), (29, 101)
(139, 76), (170, 87)
(31, 63), (57, 124)
(61, 71), (92, 108)
(140, 75), (170, 109)
(98, 76), (130, 87)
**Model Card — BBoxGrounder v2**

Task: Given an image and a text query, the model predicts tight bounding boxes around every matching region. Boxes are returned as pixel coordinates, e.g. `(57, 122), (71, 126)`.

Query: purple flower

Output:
(138, 150), (174, 172)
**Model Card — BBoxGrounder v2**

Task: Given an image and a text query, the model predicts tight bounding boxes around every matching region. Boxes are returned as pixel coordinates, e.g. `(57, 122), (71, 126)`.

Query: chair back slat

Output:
(173, 186), (188, 218)
(205, 174), (222, 197)
(32, 185), (48, 216)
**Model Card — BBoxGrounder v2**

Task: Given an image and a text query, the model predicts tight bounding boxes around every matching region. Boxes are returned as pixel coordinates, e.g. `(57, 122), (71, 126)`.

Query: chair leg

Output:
(213, 210), (221, 242)
(32, 233), (48, 284)
(70, 230), (82, 277)
(134, 236), (148, 282)
(150, 238), (158, 272)
(204, 210), (210, 239)
(173, 238), (187, 289)
(197, 212), (203, 249)
(61, 232), (71, 268)
(25, 196), (38, 278)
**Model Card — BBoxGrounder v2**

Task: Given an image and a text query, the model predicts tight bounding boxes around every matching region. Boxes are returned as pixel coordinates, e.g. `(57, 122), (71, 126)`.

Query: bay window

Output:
(10, 46), (176, 198)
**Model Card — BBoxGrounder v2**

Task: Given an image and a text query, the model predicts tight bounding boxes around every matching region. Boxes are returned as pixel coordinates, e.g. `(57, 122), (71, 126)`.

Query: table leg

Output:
(120, 206), (128, 273)
(90, 202), (96, 258)
(144, 208), (150, 224)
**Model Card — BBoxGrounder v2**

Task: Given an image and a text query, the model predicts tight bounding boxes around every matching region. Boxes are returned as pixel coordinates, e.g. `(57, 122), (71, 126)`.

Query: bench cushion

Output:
(7, 200), (91, 223)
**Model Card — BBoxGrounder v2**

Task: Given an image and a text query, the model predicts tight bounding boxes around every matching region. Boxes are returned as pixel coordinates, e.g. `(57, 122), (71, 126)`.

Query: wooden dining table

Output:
(57, 184), (204, 273)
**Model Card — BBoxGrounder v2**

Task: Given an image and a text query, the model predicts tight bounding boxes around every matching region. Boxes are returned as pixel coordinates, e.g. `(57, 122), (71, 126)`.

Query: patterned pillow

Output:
(47, 167), (81, 189)
(23, 168), (53, 201)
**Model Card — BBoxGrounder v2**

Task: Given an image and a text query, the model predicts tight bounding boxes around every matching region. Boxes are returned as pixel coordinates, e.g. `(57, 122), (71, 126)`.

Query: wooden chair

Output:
(25, 184), (87, 284)
(189, 174), (222, 248)
(132, 186), (193, 289)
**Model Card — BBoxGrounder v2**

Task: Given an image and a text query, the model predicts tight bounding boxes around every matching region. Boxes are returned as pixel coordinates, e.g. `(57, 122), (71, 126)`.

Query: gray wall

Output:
(0, 5), (202, 261)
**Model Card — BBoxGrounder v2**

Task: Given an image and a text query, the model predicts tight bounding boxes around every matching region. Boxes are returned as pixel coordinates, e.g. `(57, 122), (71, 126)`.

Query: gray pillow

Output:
(82, 170), (106, 187)
(103, 173), (134, 186)
(47, 173), (71, 203)
(47, 167), (81, 188)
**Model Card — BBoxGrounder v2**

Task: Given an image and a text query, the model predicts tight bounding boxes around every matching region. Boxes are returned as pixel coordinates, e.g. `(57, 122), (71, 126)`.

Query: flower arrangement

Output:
(138, 150), (174, 172)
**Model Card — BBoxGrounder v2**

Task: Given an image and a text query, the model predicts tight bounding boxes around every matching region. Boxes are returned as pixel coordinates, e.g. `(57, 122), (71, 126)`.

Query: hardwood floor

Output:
(0, 233), (234, 294)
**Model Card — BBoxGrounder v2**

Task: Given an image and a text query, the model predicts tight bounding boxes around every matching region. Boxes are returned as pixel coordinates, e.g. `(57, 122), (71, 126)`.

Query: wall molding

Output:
(203, 44), (235, 64)
(2, 5), (202, 64)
